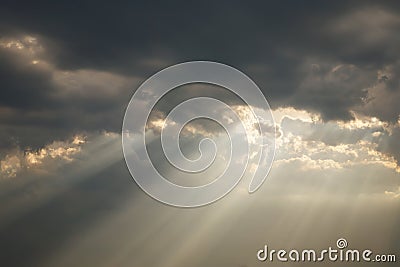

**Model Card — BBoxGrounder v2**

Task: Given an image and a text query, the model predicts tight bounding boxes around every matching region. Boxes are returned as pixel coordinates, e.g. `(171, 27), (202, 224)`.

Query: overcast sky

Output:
(0, 1), (399, 267)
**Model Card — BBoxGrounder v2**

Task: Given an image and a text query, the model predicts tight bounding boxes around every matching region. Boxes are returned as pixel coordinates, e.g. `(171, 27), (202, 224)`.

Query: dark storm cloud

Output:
(1, 1), (394, 69)
(0, 38), (138, 149)
(1, 3), (400, 267)
(289, 63), (376, 120)
(0, 43), (53, 108)
(1, 0), (400, 149)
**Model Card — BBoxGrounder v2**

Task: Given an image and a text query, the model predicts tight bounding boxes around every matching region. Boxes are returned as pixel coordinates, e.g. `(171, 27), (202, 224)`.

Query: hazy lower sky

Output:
(0, 1), (399, 266)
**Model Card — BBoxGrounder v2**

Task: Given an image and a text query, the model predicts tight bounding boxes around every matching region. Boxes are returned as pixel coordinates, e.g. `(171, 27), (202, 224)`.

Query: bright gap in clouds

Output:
(0, 41), (399, 267)
(1, 106), (399, 193)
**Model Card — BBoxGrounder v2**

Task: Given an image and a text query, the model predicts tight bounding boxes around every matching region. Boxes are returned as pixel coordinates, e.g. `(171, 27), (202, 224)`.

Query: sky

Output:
(0, 1), (399, 266)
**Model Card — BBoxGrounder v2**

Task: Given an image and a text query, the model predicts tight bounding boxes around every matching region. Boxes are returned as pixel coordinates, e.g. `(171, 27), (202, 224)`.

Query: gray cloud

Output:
(0, 1), (400, 152)
(0, 36), (140, 149)
(0, 3), (400, 266)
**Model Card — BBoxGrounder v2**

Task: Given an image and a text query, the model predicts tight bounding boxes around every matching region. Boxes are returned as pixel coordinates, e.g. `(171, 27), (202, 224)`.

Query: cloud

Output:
(272, 107), (400, 166)
(276, 126), (400, 172)
(356, 62), (400, 123)
(0, 34), (53, 109)
(143, 104), (400, 193)
(328, 7), (400, 61)
(0, 34), (139, 149)
(265, 112), (400, 197)
(1, 129), (398, 267)
(0, 153), (22, 178)
(1, 2), (400, 154)
(0, 135), (86, 179)
(385, 187), (400, 199)
(289, 62), (375, 120)
(0, 3), (399, 267)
